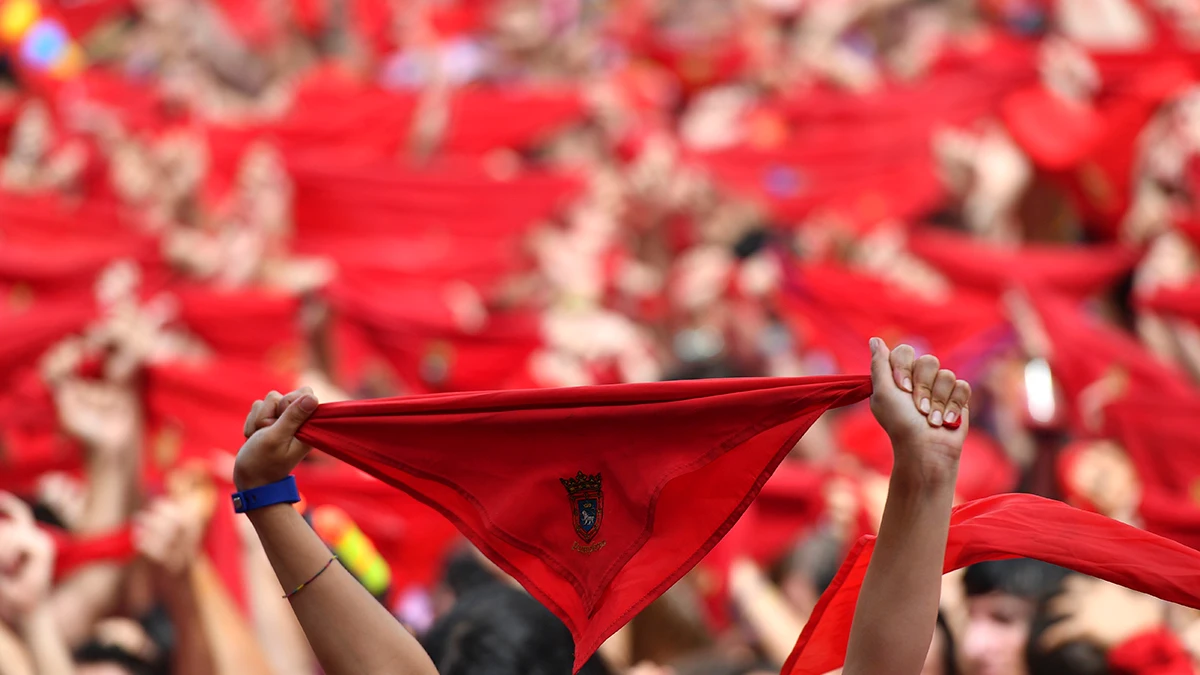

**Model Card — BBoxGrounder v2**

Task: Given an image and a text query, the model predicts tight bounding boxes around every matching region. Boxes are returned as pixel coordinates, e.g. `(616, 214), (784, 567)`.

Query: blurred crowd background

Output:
(4, 0), (1200, 673)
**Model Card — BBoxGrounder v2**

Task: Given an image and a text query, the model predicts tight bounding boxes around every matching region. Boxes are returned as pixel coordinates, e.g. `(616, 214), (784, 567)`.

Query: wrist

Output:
(232, 475), (300, 512)
(890, 442), (960, 491)
(16, 602), (56, 637)
(232, 463), (283, 492)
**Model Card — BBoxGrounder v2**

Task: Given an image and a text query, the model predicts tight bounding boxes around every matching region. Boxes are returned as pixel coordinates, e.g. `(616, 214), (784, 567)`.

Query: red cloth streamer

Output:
(906, 228), (1141, 298)
(1027, 292), (1194, 425)
(50, 527), (136, 580)
(783, 493), (1200, 675)
(1137, 281), (1200, 326)
(782, 265), (1011, 377)
(296, 375), (872, 670)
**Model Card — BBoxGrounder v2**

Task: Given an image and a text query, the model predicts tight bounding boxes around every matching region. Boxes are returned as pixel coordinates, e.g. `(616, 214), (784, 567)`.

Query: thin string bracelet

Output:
(284, 556), (339, 600)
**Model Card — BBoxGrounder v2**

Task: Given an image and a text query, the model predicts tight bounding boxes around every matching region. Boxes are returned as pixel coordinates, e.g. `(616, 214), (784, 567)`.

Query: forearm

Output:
(241, 518), (315, 675)
(52, 452), (138, 646)
(0, 621), (34, 675)
(844, 449), (958, 675)
(157, 569), (216, 675)
(730, 563), (806, 665)
(20, 604), (75, 675)
(245, 504), (437, 675)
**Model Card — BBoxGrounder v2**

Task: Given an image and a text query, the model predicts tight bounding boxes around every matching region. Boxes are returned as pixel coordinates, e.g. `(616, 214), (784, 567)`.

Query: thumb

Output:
(269, 395), (318, 441)
(868, 338), (892, 389)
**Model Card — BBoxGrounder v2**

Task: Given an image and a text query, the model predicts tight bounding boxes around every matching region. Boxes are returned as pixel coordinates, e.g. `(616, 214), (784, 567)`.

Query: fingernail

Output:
(902, 378), (913, 392)
(869, 337), (881, 352)
(298, 396), (318, 413)
(920, 398), (931, 414)
(945, 411), (957, 425)
(930, 410), (943, 426)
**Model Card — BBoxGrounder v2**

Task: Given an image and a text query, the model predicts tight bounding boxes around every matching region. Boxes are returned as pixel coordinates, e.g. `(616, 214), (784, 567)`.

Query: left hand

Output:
(869, 339), (972, 484)
(0, 493), (56, 622)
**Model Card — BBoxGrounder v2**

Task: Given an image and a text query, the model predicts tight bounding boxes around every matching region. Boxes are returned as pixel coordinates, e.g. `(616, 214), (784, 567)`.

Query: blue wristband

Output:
(232, 476), (300, 514)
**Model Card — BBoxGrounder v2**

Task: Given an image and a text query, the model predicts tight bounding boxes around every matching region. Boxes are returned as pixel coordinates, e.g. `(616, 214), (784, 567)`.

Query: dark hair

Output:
(75, 606), (173, 675)
(964, 559), (1070, 601)
(774, 525), (844, 594)
(74, 643), (157, 675)
(442, 548), (500, 598)
(936, 611), (961, 675)
(1026, 576), (1109, 675)
(422, 583), (611, 675)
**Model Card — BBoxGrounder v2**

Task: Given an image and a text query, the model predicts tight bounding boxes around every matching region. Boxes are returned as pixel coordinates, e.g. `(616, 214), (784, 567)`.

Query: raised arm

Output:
(232, 389), (439, 675)
(843, 340), (972, 675)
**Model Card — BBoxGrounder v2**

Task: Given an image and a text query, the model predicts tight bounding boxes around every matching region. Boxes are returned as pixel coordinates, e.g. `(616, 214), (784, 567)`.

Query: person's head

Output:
(1025, 577), (1108, 675)
(962, 559), (1070, 675)
(774, 525), (844, 617)
(1057, 439), (1141, 519)
(924, 612), (961, 675)
(422, 582), (611, 675)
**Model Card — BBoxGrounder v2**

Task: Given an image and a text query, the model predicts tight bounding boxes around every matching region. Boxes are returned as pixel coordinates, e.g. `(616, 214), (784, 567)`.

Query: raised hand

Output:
(234, 387), (319, 491)
(52, 375), (142, 459)
(868, 339), (972, 485)
(0, 493), (56, 622)
(133, 496), (207, 578)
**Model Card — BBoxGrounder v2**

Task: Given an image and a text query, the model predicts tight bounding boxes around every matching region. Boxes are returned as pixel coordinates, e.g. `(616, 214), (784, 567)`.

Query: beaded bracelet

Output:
(284, 556), (339, 600)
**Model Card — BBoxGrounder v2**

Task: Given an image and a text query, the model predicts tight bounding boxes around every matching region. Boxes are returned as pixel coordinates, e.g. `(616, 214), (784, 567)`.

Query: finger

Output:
(889, 344), (917, 393)
(943, 379), (972, 428)
(911, 354), (940, 415)
(243, 400), (264, 439)
(267, 394), (320, 446)
(0, 493), (32, 527)
(868, 338), (893, 391)
(263, 391), (283, 419)
(927, 369), (957, 427)
(259, 387), (317, 430)
(278, 387), (315, 414)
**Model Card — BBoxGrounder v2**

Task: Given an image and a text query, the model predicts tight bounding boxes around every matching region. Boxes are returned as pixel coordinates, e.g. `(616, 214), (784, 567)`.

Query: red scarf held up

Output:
(296, 375), (873, 671)
(783, 493), (1200, 675)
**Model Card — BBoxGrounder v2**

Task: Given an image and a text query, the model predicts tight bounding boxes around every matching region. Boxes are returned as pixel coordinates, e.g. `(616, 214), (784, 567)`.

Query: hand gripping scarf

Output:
(296, 375), (872, 670)
(783, 493), (1200, 675)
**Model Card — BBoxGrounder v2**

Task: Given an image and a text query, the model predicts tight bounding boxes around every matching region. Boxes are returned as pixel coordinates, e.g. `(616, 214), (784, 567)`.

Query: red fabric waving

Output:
(0, 297), (95, 385)
(328, 283), (543, 394)
(168, 285), (301, 367)
(783, 493), (1200, 675)
(782, 265), (1012, 378)
(294, 463), (460, 589)
(1106, 397), (1200, 505)
(906, 228), (1141, 298)
(296, 375), (872, 670)
(835, 406), (1017, 503)
(1137, 281), (1200, 325)
(143, 359), (294, 466)
(50, 527), (136, 579)
(1027, 293), (1194, 419)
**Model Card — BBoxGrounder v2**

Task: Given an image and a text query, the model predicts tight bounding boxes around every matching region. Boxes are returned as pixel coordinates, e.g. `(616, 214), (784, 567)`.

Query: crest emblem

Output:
(560, 471), (604, 544)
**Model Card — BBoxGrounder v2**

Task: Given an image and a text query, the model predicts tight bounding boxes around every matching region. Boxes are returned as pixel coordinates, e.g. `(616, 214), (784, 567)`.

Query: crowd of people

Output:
(4, 0), (1200, 672)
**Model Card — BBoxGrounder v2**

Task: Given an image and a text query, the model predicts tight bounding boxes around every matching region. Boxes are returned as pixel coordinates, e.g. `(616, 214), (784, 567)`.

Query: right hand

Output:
(869, 339), (972, 484)
(233, 388), (319, 491)
(0, 493), (56, 622)
(52, 376), (141, 457)
(133, 497), (206, 577)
